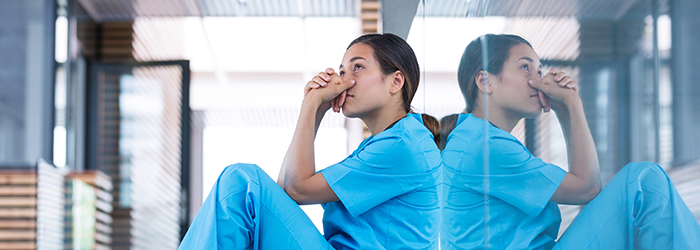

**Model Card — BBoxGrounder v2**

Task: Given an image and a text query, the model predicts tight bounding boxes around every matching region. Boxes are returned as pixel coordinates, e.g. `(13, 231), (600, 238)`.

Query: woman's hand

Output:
(305, 68), (353, 113)
(530, 68), (579, 113)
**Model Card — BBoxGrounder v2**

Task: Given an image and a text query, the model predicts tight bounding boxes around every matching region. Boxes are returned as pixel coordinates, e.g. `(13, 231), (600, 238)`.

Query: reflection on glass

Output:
(433, 0), (700, 247)
(441, 30), (700, 248)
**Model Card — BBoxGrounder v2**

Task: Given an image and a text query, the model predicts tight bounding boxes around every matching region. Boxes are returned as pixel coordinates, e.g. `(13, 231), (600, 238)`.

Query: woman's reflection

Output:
(440, 34), (700, 249)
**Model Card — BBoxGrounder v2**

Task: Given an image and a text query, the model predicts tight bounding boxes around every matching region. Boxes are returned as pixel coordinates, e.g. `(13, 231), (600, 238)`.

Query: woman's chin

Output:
(522, 108), (543, 118)
(341, 108), (358, 118)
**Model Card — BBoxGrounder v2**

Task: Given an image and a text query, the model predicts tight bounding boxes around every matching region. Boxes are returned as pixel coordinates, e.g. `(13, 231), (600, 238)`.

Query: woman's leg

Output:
(178, 163), (333, 250)
(553, 162), (700, 250)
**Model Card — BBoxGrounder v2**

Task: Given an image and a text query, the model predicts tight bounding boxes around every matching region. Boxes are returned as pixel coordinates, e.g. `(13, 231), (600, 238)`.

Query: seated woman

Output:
(178, 33), (441, 250)
(441, 34), (700, 249)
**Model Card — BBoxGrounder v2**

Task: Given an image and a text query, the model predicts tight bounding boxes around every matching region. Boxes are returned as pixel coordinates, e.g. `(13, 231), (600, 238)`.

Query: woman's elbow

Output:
(581, 180), (602, 204)
(283, 183), (312, 205)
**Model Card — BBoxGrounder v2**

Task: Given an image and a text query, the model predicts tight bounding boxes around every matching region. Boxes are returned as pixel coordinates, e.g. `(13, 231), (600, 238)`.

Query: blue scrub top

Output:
(320, 113), (441, 250)
(442, 113), (566, 250)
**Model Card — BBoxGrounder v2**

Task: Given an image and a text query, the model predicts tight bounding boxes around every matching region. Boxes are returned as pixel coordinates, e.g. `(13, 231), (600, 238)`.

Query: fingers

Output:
(330, 82), (352, 113)
(305, 80), (319, 95)
(306, 68), (355, 104)
(314, 74), (330, 87)
(305, 76), (329, 94)
(314, 68), (339, 86)
(336, 91), (347, 112)
(331, 97), (339, 113)
(554, 71), (567, 81)
(538, 90), (551, 113)
(307, 69), (341, 93)
(557, 75), (571, 86)
(546, 68), (577, 90)
(320, 68), (342, 84)
(332, 96), (339, 113)
(556, 75), (577, 90)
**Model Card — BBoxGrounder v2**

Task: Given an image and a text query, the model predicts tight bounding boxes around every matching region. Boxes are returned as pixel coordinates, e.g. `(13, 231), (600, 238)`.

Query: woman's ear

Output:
(474, 71), (493, 94)
(389, 70), (405, 94)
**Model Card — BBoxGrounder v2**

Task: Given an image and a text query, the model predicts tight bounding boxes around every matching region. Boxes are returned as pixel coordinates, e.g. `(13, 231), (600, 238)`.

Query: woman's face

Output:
(488, 43), (544, 118)
(338, 43), (395, 118)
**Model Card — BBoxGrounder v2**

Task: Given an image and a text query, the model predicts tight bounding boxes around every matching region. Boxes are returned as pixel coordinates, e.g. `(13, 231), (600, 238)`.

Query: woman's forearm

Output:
(558, 97), (601, 200)
(278, 97), (323, 192)
(277, 101), (326, 187)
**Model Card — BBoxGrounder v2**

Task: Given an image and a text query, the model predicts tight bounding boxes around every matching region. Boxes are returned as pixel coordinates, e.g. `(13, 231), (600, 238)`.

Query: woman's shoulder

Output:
(390, 114), (439, 147)
(374, 114), (427, 139)
(367, 114), (439, 156)
(453, 114), (518, 140)
(449, 113), (486, 141)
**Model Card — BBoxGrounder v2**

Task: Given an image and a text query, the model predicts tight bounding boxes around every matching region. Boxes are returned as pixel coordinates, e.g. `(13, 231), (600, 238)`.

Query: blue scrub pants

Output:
(178, 163), (334, 250)
(553, 162), (700, 249)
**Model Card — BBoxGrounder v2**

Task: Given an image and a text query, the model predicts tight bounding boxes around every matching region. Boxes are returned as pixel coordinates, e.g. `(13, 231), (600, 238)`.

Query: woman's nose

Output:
(341, 74), (353, 82)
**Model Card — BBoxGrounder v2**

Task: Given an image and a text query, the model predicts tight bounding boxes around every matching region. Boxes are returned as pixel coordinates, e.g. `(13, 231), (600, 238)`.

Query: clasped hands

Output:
(533, 68), (580, 113)
(304, 68), (354, 113)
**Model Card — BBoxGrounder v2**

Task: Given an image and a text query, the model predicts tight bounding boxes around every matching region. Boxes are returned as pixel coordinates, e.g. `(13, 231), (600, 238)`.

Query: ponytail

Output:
(438, 114), (460, 151)
(420, 113), (440, 147)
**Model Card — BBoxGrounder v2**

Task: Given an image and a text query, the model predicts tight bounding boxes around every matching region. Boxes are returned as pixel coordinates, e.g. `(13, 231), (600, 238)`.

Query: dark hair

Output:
(458, 34), (533, 113)
(421, 113), (440, 146)
(438, 113), (460, 151)
(348, 33), (439, 142)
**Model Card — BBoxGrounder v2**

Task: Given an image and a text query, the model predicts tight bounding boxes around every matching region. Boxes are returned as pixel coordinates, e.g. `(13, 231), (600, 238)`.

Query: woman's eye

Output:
(521, 64), (529, 71)
(354, 64), (363, 71)
(339, 71), (345, 77)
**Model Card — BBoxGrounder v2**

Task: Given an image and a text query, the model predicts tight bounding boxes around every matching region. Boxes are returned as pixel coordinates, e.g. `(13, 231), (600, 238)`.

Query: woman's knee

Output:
(621, 161), (671, 187)
(218, 163), (264, 185)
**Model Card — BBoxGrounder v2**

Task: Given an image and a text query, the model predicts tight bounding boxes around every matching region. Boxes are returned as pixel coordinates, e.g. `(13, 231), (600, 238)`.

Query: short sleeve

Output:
(321, 133), (429, 217)
(486, 134), (566, 216)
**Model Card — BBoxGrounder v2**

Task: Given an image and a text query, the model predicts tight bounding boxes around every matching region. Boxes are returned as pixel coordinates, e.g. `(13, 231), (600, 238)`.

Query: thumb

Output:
(342, 79), (356, 90)
(527, 79), (543, 90)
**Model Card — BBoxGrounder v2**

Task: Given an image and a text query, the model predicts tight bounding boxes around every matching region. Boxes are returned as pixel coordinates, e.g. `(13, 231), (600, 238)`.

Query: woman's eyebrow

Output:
(339, 56), (366, 69)
(519, 56), (534, 63)
(519, 56), (543, 69)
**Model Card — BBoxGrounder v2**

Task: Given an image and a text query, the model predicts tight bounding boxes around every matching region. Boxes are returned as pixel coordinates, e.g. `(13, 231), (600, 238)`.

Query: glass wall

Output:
(0, 0), (55, 166)
(417, 0), (700, 247)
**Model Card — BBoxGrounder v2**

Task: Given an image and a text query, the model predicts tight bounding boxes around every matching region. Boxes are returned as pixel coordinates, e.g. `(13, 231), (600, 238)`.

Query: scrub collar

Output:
(384, 116), (405, 131)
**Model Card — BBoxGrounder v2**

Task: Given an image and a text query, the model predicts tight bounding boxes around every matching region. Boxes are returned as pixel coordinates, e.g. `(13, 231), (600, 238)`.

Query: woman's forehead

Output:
(340, 43), (374, 68)
(508, 43), (540, 64)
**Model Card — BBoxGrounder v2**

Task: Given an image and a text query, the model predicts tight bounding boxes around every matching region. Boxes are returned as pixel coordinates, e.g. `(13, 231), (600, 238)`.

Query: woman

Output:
(179, 33), (441, 249)
(441, 34), (700, 249)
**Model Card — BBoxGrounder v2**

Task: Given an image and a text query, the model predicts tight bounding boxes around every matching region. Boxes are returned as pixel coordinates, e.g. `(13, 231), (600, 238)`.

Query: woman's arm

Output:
(530, 70), (602, 205)
(277, 69), (334, 188)
(276, 71), (354, 205)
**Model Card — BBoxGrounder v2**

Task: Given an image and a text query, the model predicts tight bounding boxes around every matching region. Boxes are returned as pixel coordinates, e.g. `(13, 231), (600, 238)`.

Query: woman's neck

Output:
(362, 105), (407, 136)
(471, 105), (521, 133)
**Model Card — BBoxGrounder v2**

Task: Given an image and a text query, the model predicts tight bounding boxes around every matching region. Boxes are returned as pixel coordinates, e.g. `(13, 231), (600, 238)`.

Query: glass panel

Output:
(89, 63), (186, 249)
(0, 0), (53, 165)
(425, 0), (696, 248)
